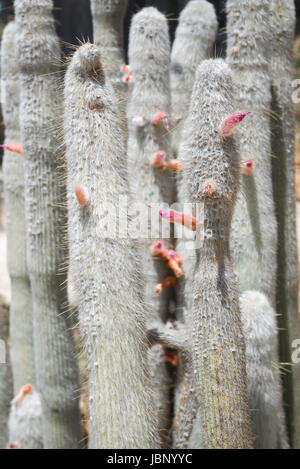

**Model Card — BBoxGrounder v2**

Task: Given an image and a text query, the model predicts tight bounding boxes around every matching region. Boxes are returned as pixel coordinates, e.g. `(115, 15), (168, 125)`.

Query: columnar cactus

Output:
(171, 0), (218, 320)
(90, 0), (128, 113)
(170, 0), (218, 157)
(226, 0), (277, 300)
(127, 7), (175, 442)
(269, 0), (300, 447)
(64, 43), (158, 449)
(226, 0), (288, 446)
(240, 291), (289, 449)
(15, 0), (82, 448)
(1, 21), (35, 393)
(182, 59), (253, 449)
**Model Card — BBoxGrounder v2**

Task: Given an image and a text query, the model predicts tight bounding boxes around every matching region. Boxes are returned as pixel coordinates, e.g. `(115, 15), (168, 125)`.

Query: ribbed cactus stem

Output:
(64, 43), (158, 449)
(269, 0), (300, 447)
(90, 0), (128, 112)
(171, 0), (218, 157)
(183, 59), (253, 449)
(127, 7), (175, 442)
(226, 0), (288, 446)
(15, 0), (82, 448)
(1, 21), (35, 393)
(171, 0), (218, 330)
(226, 0), (277, 301)
(240, 291), (289, 449)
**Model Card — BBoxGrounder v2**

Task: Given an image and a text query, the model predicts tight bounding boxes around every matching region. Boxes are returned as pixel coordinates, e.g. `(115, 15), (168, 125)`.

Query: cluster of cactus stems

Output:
(0, 0), (299, 449)
(269, 0), (300, 446)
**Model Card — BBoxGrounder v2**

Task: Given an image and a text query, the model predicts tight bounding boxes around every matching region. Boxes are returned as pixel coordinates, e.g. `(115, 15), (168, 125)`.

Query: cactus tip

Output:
(220, 111), (251, 136)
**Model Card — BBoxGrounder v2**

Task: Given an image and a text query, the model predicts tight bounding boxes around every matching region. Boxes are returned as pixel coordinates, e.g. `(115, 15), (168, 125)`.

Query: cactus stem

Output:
(220, 111), (251, 136)
(147, 322), (188, 352)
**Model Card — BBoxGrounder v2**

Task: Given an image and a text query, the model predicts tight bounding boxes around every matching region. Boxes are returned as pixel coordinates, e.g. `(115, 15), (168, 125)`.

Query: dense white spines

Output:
(127, 7), (175, 442)
(64, 43), (158, 449)
(1, 20), (35, 394)
(91, 0), (128, 116)
(171, 0), (218, 156)
(226, 0), (288, 446)
(171, 0), (218, 326)
(8, 390), (43, 449)
(227, 0), (277, 300)
(240, 291), (289, 449)
(182, 59), (253, 448)
(269, 0), (300, 447)
(15, 0), (82, 448)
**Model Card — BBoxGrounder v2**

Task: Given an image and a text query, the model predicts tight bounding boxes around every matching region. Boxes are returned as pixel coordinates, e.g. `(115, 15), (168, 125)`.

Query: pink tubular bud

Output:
(241, 158), (256, 175)
(159, 209), (197, 231)
(9, 443), (20, 450)
(123, 74), (134, 84)
(121, 64), (131, 74)
(151, 151), (166, 168)
(155, 276), (178, 294)
(74, 185), (90, 207)
(0, 143), (23, 154)
(12, 384), (33, 407)
(165, 160), (182, 171)
(150, 240), (163, 256)
(152, 112), (170, 131)
(220, 111), (251, 136)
